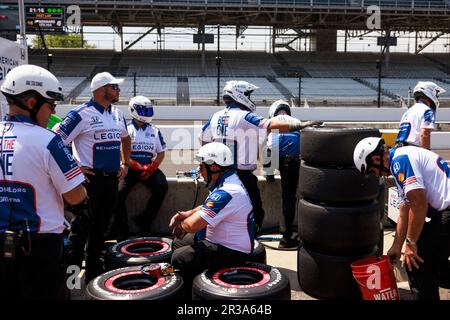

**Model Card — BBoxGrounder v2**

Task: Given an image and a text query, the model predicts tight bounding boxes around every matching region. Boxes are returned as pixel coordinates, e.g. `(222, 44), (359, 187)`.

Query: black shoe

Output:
(278, 237), (299, 249)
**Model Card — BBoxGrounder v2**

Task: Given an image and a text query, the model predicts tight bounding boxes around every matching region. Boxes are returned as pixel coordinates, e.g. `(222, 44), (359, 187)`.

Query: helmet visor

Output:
(47, 90), (64, 102)
(134, 104), (154, 117)
(194, 154), (215, 165)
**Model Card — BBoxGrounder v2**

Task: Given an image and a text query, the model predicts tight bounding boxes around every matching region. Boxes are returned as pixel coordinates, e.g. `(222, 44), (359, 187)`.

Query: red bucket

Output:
(351, 255), (400, 300)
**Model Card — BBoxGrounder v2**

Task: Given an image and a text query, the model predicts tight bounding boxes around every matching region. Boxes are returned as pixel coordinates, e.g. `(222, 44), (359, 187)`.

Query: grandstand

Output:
(28, 49), (450, 107)
(3, 0), (446, 107)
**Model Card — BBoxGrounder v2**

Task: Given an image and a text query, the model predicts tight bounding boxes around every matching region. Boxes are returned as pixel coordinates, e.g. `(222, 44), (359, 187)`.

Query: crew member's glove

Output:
(139, 162), (159, 180)
(129, 159), (146, 171)
(288, 119), (323, 132)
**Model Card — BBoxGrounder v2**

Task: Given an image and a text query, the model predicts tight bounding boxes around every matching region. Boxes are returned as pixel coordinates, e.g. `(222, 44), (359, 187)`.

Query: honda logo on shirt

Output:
(90, 116), (102, 125)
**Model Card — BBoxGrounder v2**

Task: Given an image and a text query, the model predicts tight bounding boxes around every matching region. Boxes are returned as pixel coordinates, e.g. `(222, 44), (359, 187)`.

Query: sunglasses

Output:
(45, 100), (57, 111)
(108, 84), (120, 90)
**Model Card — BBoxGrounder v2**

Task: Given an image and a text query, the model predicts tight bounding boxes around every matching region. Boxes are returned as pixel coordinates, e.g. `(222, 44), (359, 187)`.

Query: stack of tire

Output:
(297, 126), (384, 300)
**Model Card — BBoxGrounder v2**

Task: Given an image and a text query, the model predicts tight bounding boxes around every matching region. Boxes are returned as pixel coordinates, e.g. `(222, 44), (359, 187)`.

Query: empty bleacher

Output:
(27, 49), (450, 106)
(277, 77), (377, 102)
(189, 77), (281, 104)
(363, 78), (450, 100)
(279, 52), (449, 78)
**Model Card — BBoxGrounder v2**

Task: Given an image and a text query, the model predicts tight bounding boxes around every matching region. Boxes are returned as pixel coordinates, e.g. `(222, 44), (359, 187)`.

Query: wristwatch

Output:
(406, 238), (417, 246)
(121, 162), (129, 167)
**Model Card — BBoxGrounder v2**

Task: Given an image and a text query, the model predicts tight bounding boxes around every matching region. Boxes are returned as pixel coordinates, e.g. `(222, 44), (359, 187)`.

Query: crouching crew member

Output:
(0, 65), (86, 299)
(169, 142), (254, 292)
(200, 80), (322, 233)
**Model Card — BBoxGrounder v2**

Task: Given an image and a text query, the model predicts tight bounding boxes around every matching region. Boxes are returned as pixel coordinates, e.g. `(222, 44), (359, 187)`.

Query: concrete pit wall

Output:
(126, 176), (289, 235)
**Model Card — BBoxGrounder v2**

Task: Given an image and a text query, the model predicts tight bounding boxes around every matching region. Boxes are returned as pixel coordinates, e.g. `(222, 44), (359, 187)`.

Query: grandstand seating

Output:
(277, 77), (377, 101)
(363, 78), (450, 99)
(29, 49), (450, 79)
(78, 76), (178, 100)
(189, 77), (281, 102)
(27, 49), (450, 106)
(59, 77), (86, 97)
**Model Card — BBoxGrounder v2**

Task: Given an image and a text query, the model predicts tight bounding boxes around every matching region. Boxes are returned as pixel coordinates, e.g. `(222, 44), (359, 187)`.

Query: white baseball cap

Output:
(90, 72), (124, 92)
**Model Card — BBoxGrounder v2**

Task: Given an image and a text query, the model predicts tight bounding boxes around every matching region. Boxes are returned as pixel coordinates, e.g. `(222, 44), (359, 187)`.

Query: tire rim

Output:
(105, 271), (165, 294)
(120, 240), (170, 256)
(212, 267), (271, 288)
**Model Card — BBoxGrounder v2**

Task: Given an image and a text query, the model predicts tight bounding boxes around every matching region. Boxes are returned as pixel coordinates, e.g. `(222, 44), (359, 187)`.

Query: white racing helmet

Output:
(353, 137), (385, 175)
(413, 81), (446, 110)
(129, 96), (154, 123)
(223, 80), (259, 112)
(269, 99), (291, 118)
(0, 64), (64, 102)
(195, 142), (234, 168)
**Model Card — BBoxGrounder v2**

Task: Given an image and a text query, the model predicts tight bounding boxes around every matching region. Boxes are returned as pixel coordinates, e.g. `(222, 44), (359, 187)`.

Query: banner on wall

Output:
(0, 37), (28, 118)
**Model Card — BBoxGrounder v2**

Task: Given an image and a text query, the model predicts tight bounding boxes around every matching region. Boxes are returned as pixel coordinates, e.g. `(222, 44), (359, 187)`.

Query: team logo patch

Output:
(392, 162), (401, 174)
(206, 201), (214, 207)
(90, 116), (102, 125)
(397, 173), (405, 183)
(209, 193), (221, 201)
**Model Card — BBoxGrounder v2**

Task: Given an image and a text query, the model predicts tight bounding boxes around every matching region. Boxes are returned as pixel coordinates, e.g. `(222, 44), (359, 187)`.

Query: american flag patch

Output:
(202, 208), (216, 219)
(403, 176), (417, 186)
(56, 128), (68, 140)
(64, 166), (82, 181)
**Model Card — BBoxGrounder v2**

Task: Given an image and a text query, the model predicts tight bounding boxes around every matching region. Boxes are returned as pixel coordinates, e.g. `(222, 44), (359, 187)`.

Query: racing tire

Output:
(86, 265), (184, 300)
(104, 237), (172, 271)
(246, 240), (267, 264)
(299, 161), (380, 203)
(192, 262), (290, 300)
(297, 245), (377, 300)
(298, 199), (381, 255)
(300, 126), (381, 167)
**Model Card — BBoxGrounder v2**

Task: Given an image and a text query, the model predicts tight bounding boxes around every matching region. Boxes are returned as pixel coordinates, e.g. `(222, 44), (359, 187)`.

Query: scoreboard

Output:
(26, 6), (65, 34)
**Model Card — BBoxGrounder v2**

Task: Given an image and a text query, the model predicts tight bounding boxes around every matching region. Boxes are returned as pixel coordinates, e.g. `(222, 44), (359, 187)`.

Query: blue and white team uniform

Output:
(0, 115), (84, 234)
(395, 102), (435, 147)
(56, 98), (128, 172)
(197, 170), (254, 254)
(389, 145), (450, 300)
(55, 98), (128, 282)
(128, 120), (166, 165)
(112, 119), (169, 239)
(200, 102), (271, 171)
(267, 114), (300, 158)
(390, 146), (450, 214)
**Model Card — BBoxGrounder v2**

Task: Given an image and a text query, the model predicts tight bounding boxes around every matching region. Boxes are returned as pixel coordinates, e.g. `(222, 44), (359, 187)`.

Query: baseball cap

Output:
(90, 72), (124, 92)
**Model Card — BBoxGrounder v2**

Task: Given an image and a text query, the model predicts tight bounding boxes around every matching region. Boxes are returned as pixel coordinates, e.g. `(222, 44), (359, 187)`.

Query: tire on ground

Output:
(246, 240), (267, 264)
(104, 237), (172, 271)
(300, 126), (381, 167)
(192, 262), (290, 300)
(86, 265), (184, 300)
(299, 162), (380, 203)
(297, 245), (377, 300)
(298, 199), (381, 255)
